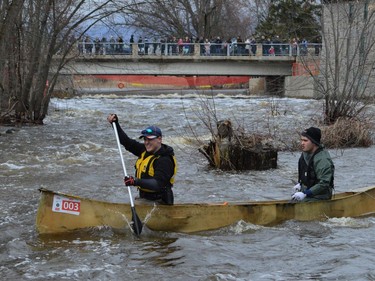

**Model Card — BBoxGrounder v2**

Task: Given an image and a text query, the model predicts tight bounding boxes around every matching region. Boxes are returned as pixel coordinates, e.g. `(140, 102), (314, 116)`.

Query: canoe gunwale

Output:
(37, 187), (367, 207)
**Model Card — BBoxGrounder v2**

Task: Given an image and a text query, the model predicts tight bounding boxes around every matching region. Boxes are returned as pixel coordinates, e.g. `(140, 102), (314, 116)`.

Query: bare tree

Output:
(0, 0), (24, 121)
(0, 0), (124, 124)
(248, 0), (272, 30)
(120, 0), (256, 40)
(300, 1), (375, 125)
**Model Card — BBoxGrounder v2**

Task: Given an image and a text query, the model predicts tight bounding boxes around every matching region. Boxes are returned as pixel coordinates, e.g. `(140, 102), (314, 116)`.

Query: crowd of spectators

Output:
(77, 34), (322, 57)
(78, 35), (130, 55)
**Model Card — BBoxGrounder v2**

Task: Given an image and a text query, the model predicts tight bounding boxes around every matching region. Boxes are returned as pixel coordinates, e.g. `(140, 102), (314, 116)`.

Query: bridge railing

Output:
(76, 42), (322, 58)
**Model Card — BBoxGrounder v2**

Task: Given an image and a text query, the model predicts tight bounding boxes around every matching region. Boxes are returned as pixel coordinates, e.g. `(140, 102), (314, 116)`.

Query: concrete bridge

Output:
(60, 55), (296, 76)
(53, 42), (320, 97)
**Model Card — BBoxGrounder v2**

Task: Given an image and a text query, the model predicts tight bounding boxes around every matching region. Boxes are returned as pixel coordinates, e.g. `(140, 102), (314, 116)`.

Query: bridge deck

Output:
(56, 54), (298, 76)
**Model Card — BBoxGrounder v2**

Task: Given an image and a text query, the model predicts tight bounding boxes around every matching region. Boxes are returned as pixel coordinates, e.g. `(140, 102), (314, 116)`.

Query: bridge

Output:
(56, 42), (321, 76)
(53, 42), (321, 97)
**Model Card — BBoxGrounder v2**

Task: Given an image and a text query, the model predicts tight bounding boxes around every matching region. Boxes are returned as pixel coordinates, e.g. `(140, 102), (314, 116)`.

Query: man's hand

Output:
(107, 114), (118, 124)
(124, 176), (136, 186)
(293, 183), (301, 192)
(291, 192), (306, 201)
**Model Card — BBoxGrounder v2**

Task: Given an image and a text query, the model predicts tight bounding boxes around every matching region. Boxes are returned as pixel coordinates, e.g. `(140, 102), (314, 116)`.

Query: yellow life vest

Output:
(135, 151), (177, 192)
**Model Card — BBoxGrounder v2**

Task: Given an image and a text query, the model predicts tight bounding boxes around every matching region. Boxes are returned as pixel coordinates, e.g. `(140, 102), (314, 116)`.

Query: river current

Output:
(1, 94), (375, 280)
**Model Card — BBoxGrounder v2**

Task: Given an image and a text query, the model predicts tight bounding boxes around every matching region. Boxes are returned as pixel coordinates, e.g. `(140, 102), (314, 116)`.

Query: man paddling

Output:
(292, 127), (335, 202)
(108, 114), (177, 205)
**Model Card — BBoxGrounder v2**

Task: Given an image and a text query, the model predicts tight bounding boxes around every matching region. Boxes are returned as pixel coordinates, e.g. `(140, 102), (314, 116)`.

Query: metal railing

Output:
(76, 42), (322, 58)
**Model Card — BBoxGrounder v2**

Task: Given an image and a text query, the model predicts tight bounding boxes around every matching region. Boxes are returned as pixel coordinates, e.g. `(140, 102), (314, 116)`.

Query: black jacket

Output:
(115, 122), (176, 204)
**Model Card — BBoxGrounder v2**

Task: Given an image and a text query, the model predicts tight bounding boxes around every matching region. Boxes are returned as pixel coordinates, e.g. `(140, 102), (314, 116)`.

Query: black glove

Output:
(124, 176), (136, 186)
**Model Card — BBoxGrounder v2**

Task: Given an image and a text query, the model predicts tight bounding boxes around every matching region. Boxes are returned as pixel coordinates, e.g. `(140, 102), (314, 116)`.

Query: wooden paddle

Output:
(112, 123), (143, 236)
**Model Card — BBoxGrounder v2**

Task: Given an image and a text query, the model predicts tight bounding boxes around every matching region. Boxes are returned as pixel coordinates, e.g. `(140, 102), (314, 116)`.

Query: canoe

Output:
(35, 186), (375, 235)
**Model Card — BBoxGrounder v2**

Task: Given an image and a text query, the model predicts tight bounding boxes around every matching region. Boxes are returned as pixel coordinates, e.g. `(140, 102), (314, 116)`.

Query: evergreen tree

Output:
(255, 0), (321, 42)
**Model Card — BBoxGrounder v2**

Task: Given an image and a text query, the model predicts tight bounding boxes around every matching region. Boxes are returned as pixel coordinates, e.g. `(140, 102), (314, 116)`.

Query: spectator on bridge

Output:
(214, 36), (222, 55)
(84, 36), (93, 55)
(260, 36), (267, 56)
(138, 36), (144, 55)
(183, 36), (191, 55)
(191, 36), (197, 54)
(177, 38), (183, 55)
(101, 36), (107, 55)
(94, 37), (101, 55)
(143, 38), (149, 55)
(204, 38), (211, 56)
(268, 45), (275, 56)
(264, 38), (272, 56)
(198, 36), (205, 55)
(153, 37), (158, 55)
(273, 35), (281, 55)
(250, 37), (257, 56)
(236, 36), (244, 55)
(160, 37), (167, 55)
(230, 37), (237, 55)
(230, 38), (235, 55)
(109, 36), (116, 54)
(117, 36), (124, 54)
(169, 36), (178, 55)
(301, 38), (308, 56)
(245, 38), (250, 55)
(291, 38), (298, 56)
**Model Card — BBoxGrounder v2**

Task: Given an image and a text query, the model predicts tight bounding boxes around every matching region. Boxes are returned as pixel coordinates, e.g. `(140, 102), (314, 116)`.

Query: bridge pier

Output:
(248, 76), (286, 96)
(249, 78), (265, 95)
(265, 76), (285, 96)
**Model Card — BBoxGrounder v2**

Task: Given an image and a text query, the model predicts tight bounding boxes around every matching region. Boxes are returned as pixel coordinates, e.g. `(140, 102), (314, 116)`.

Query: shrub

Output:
(322, 117), (373, 148)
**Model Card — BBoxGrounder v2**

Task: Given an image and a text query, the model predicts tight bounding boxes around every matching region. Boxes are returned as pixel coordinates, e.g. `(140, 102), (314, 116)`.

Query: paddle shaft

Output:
(112, 123), (136, 207)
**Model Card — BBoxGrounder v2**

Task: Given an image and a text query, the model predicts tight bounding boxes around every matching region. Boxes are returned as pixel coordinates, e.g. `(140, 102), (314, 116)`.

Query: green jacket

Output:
(298, 147), (335, 201)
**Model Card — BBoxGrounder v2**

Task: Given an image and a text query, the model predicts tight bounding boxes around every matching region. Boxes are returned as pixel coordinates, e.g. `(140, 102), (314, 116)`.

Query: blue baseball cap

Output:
(139, 125), (162, 139)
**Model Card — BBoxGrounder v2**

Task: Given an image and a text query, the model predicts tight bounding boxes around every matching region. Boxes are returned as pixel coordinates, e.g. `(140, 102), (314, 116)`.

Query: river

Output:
(1, 94), (375, 280)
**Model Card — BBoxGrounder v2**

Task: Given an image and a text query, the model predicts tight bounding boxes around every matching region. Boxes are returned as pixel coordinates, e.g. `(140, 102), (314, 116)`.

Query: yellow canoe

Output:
(35, 186), (375, 235)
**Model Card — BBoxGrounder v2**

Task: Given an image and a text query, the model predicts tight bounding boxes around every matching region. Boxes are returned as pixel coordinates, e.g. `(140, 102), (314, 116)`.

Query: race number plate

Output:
(52, 195), (81, 215)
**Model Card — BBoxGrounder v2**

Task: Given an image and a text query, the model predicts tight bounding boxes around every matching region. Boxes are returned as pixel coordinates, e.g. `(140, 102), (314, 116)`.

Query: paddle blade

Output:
(131, 206), (143, 236)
